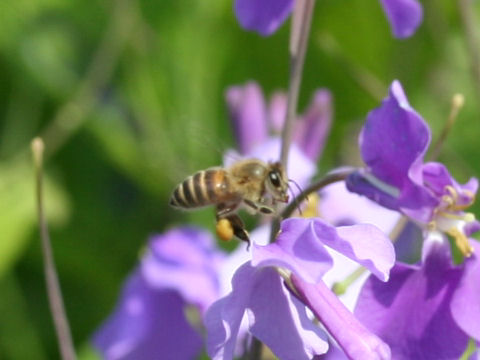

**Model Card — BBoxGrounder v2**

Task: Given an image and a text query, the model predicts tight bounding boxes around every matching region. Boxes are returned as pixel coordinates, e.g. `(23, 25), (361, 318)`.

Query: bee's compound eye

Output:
(269, 171), (281, 187)
(216, 218), (234, 241)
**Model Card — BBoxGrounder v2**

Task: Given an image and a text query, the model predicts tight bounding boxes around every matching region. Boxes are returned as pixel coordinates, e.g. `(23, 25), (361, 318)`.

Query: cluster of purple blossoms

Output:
(92, 81), (398, 359)
(345, 80), (480, 360)
(234, 0), (423, 38)
(92, 2), (480, 360)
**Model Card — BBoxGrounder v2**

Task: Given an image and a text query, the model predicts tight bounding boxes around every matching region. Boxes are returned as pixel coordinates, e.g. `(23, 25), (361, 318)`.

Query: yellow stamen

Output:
(447, 227), (474, 257)
(442, 185), (475, 211)
(301, 193), (319, 218)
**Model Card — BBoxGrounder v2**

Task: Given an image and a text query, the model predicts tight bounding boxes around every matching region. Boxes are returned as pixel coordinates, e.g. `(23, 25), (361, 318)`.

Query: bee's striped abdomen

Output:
(169, 169), (232, 209)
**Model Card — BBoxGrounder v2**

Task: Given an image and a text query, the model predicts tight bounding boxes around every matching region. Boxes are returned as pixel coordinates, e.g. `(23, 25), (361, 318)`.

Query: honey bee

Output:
(169, 159), (290, 243)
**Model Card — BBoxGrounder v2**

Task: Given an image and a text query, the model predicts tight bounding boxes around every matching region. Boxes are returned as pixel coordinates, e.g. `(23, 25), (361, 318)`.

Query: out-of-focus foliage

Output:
(0, 0), (479, 359)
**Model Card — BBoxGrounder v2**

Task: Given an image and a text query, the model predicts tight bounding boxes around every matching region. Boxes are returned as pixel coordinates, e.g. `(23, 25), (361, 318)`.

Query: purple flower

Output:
(234, 0), (423, 38)
(225, 81), (332, 162)
(354, 239), (480, 359)
(347, 80), (478, 257)
(226, 82), (268, 155)
(318, 181), (401, 310)
(205, 217), (395, 359)
(93, 227), (226, 360)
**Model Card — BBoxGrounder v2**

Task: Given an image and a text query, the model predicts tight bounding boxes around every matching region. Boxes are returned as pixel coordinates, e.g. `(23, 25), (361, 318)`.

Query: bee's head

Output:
(265, 162), (289, 203)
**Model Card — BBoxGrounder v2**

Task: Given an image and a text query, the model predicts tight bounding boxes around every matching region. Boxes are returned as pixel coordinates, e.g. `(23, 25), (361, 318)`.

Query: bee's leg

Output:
(225, 214), (250, 247)
(244, 199), (275, 215)
(215, 204), (250, 248)
(216, 202), (239, 218)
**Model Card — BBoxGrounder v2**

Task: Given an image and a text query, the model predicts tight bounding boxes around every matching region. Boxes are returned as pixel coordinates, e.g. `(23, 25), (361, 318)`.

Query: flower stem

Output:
(280, 0), (316, 168)
(332, 267), (366, 296)
(458, 0), (480, 104)
(281, 168), (354, 219)
(270, 168), (354, 242)
(430, 93), (465, 160)
(31, 138), (76, 360)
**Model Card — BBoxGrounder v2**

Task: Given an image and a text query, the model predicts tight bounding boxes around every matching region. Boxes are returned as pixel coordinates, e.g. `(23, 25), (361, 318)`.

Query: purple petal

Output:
(347, 80), (439, 223)
(234, 0), (294, 36)
(355, 244), (468, 360)
(466, 221), (480, 237)
(93, 272), (203, 360)
(291, 274), (391, 360)
(226, 82), (268, 154)
(253, 218), (394, 283)
(315, 220), (395, 282)
(248, 267), (329, 359)
(422, 162), (478, 207)
(268, 91), (287, 133)
(252, 218), (334, 283)
(360, 80), (430, 189)
(141, 227), (225, 313)
(379, 0), (423, 38)
(294, 89), (333, 162)
(319, 181), (400, 233)
(451, 241), (480, 342)
(321, 248), (372, 311)
(206, 263), (328, 360)
(218, 224), (270, 296)
(470, 348), (480, 360)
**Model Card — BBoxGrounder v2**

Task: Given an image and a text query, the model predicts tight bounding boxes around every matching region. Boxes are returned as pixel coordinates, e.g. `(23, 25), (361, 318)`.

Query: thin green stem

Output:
(32, 138), (76, 360)
(332, 267), (366, 296)
(430, 94), (465, 161)
(458, 0), (480, 103)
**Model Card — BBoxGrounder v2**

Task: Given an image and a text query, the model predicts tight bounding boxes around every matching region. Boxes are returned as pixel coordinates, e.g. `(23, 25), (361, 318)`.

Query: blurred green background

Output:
(0, 0), (479, 358)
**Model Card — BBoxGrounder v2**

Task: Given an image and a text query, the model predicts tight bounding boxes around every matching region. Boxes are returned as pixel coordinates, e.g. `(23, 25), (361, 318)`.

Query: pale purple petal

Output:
(248, 267), (329, 359)
(470, 348), (480, 360)
(315, 221), (395, 282)
(268, 91), (287, 133)
(316, 343), (348, 360)
(322, 248), (371, 311)
(294, 89), (333, 162)
(451, 241), (480, 342)
(252, 218), (334, 283)
(226, 82), (268, 154)
(234, 0), (294, 36)
(291, 274), (391, 360)
(218, 224), (270, 296)
(205, 267), (250, 360)
(206, 263), (328, 360)
(253, 218), (394, 283)
(379, 0), (423, 38)
(141, 227), (225, 313)
(355, 244), (468, 360)
(93, 272), (202, 360)
(319, 181), (400, 233)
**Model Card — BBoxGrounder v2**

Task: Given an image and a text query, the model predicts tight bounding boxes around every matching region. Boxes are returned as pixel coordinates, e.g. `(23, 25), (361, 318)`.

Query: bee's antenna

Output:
(288, 179), (305, 199)
(287, 179), (304, 215)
